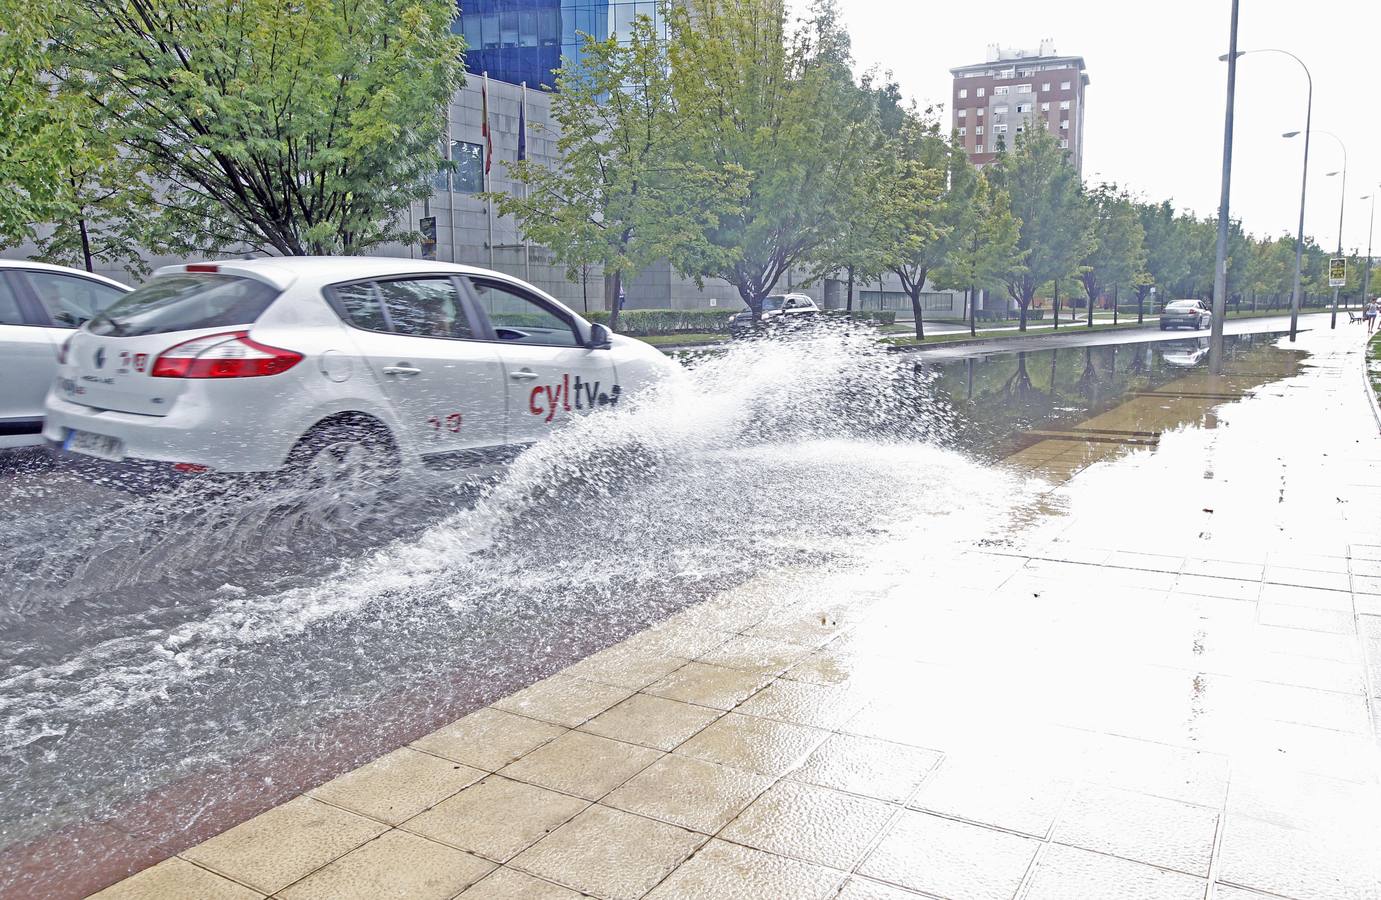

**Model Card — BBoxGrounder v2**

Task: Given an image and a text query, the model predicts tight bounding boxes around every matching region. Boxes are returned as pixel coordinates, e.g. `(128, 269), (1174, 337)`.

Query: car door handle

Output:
(382, 364), (421, 377)
(509, 369), (540, 381)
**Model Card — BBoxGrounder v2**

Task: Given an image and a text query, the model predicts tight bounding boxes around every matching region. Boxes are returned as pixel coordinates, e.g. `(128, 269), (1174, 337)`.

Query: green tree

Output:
(54, 0), (464, 257)
(666, 0), (876, 319)
(987, 126), (1094, 330)
(0, 0), (81, 247)
(495, 15), (744, 332)
(933, 173), (1022, 335)
(1078, 183), (1145, 320)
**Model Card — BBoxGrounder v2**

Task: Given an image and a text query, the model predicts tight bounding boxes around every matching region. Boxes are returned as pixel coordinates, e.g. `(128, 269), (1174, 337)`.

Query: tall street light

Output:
(1227, 49), (1311, 342)
(1209, 0), (1241, 375)
(1312, 130), (1348, 327)
(1364, 189), (1377, 306)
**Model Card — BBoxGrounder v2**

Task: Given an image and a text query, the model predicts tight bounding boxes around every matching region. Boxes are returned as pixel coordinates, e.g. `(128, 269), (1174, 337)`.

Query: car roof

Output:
(0, 259), (130, 289)
(151, 256), (522, 292)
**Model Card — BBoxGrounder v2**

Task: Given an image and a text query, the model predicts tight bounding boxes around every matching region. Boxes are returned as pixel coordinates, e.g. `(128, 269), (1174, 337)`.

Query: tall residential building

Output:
(454, 1), (664, 90)
(949, 40), (1089, 174)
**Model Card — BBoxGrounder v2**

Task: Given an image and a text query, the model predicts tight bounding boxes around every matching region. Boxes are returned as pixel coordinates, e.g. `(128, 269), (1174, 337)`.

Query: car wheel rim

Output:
(303, 441), (384, 526)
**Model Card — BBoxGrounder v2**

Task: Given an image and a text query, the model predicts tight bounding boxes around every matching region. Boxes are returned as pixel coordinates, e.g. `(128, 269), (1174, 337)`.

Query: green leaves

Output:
(53, 0), (464, 256)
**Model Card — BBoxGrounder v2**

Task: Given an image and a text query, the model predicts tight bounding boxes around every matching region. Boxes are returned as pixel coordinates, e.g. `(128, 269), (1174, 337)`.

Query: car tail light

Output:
(58, 334), (74, 365)
(152, 331), (303, 378)
(185, 264), (219, 273)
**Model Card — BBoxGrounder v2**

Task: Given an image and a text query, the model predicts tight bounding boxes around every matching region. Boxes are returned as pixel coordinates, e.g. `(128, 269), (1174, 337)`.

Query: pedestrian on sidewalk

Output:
(1365, 298), (1378, 333)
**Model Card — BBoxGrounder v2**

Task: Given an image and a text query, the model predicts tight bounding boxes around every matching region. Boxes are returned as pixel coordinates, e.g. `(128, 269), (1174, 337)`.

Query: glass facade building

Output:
(455, 1), (662, 89)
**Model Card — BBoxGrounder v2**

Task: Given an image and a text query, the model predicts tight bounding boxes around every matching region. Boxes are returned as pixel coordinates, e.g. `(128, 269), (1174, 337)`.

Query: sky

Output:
(832, 0), (1381, 255)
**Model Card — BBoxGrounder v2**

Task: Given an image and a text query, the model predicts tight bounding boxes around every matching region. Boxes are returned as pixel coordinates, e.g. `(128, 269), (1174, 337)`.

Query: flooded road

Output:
(0, 328), (1327, 896)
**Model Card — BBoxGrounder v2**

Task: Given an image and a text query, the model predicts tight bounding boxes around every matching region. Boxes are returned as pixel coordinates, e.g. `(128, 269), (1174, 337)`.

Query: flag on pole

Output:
(481, 72), (493, 175)
(518, 82), (527, 162)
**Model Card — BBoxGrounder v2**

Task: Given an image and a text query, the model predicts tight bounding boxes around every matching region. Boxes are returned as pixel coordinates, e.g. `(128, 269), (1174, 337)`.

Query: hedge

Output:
(585, 308), (737, 336)
(823, 310), (897, 326)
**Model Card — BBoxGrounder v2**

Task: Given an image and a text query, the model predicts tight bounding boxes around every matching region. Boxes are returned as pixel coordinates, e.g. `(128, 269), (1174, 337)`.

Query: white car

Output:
(43, 258), (672, 480)
(0, 260), (130, 450)
(727, 292), (819, 335)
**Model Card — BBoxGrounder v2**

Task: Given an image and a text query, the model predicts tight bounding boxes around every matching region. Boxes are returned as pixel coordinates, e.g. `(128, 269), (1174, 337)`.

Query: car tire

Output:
(285, 418), (398, 527)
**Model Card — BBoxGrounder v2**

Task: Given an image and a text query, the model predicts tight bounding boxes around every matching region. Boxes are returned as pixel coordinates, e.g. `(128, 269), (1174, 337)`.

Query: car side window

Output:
(333, 282), (390, 332)
(23, 271), (126, 327)
(469, 278), (579, 348)
(0, 277), (24, 326)
(376, 278), (473, 340)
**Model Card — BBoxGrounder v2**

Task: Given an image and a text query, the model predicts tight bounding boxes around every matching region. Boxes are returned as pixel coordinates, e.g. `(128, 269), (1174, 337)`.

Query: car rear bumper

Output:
(42, 390), (300, 473)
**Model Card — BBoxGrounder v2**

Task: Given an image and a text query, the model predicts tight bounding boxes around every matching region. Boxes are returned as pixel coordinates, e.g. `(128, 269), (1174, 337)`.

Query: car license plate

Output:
(64, 429), (125, 462)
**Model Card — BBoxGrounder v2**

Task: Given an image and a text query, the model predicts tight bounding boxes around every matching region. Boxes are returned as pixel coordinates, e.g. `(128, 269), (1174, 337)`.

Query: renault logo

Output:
(94, 347), (106, 369)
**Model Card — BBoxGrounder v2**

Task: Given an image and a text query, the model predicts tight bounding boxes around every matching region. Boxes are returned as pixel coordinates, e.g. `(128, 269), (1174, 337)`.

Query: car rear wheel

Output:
(286, 419), (398, 528)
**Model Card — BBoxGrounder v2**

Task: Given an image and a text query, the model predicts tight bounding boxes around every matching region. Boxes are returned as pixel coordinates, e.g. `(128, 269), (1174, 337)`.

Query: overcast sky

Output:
(833, 0), (1380, 254)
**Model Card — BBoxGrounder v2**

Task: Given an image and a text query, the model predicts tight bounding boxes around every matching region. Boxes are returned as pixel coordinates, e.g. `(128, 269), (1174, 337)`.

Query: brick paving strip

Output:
(87, 329), (1381, 899)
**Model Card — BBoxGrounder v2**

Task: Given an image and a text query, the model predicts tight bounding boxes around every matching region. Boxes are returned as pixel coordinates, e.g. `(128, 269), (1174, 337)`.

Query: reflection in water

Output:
(929, 334), (1296, 462)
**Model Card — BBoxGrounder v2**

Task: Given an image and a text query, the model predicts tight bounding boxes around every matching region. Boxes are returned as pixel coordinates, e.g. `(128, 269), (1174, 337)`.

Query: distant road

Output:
(907, 312), (1342, 361)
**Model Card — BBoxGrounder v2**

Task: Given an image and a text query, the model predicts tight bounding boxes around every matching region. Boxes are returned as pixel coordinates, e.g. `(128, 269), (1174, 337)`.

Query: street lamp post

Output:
(1363, 191), (1376, 306)
(1208, 0), (1241, 375)
(1230, 49), (1312, 341)
(1324, 155), (1348, 327)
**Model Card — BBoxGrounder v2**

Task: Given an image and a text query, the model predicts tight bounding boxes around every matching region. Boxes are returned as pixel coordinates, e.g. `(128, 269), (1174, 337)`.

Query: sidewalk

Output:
(96, 327), (1381, 900)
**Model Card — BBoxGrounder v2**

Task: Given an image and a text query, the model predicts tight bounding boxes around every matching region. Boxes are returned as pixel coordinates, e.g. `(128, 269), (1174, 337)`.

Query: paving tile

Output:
(732, 678), (866, 729)
(492, 674), (632, 727)
(1264, 567), (1353, 593)
(410, 708), (566, 771)
(1078, 735), (1230, 808)
(674, 712), (830, 777)
(1353, 574), (1381, 595)
(696, 635), (814, 675)
(603, 754), (771, 834)
(1260, 582), (1355, 611)
(307, 747), (485, 825)
(499, 730), (662, 800)
(1259, 604), (1355, 635)
(1173, 573), (1261, 601)
(789, 733), (942, 802)
(1022, 843), (1207, 900)
(403, 775), (588, 863)
(560, 644), (691, 690)
(1053, 784), (1219, 876)
(644, 661), (774, 710)
(720, 779), (894, 869)
(858, 809), (1038, 900)
(579, 693), (722, 751)
(644, 839), (842, 900)
(89, 857), (263, 899)
(510, 804), (703, 900)
(1218, 814), (1381, 900)
(1214, 887), (1284, 900)
(179, 796), (387, 895)
(277, 830), (494, 900)
(835, 877), (929, 900)
(1181, 557), (1265, 581)
(908, 755), (1071, 837)
(456, 867), (585, 899)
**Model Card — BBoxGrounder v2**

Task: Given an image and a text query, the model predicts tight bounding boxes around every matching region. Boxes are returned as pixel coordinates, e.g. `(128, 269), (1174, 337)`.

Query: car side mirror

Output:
(587, 322), (613, 350)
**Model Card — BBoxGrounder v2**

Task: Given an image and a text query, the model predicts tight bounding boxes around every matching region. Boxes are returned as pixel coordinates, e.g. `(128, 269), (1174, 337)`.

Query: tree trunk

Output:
(969, 287), (977, 337)
(78, 217), (94, 272)
(1113, 284), (1119, 325)
(1086, 287), (1094, 328)
(1052, 279), (1059, 330)
(845, 265), (855, 312)
(909, 286), (925, 340)
(605, 270), (624, 333)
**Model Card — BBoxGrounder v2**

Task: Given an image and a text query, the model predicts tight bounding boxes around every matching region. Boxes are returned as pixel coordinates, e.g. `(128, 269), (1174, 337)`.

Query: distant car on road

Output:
(728, 292), (819, 336)
(1160, 299), (1212, 331)
(43, 258), (673, 484)
(1, 261), (130, 451)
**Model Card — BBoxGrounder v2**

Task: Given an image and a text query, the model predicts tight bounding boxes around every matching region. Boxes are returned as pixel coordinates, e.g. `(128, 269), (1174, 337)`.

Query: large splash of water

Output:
(0, 326), (1026, 845)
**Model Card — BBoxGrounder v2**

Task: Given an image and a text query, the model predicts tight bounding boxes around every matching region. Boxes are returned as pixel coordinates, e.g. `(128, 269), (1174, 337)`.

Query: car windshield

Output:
(88, 273), (280, 336)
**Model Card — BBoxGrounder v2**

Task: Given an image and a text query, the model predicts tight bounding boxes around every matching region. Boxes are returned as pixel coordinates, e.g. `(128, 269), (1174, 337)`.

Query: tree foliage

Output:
(1078, 183), (1146, 309)
(492, 14), (744, 332)
(53, 0), (464, 257)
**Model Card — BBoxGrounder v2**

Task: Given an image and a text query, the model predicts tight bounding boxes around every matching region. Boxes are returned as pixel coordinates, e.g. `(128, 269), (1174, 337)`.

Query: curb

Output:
(1362, 335), (1381, 434)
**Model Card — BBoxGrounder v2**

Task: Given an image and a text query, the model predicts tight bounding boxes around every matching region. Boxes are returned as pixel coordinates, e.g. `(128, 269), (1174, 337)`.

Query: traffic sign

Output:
(1328, 257), (1346, 287)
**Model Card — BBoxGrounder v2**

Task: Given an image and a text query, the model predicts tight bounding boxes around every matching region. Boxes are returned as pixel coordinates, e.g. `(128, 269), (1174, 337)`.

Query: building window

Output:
(958, 126), (967, 137)
(993, 86), (1009, 95)
(452, 140), (484, 193)
(1061, 81), (1072, 90)
(994, 105), (1008, 116)
(976, 87), (986, 97)
(975, 125), (984, 135)
(957, 108), (967, 119)
(995, 123), (1007, 134)
(1041, 82), (1051, 92)
(1060, 100), (1071, 110)
(1015, 104), (1028, 113)
(1060, 120), (1069, 130)
(958, 88), (968, 99)
(975, 144), (984, 153)
(998, 68), (1015, 79)
(976, 108), (985, 117)
(1040, 102), (1050, 112)
(1016, 83), (1032, 93)
(1060, 139), (1069, 149)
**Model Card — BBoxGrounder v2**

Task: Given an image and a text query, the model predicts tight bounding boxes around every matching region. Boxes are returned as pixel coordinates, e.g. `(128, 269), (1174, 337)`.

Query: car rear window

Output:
(88, 274), (279, 337)
(1167, 300), (1199, 309)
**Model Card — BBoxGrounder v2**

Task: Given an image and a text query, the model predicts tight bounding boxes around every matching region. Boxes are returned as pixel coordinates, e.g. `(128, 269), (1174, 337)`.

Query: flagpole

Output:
(446, 102), (457, 264)
(484, 71), (494, 268)
(522, 81), (530, 282)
